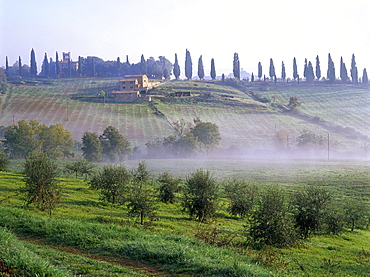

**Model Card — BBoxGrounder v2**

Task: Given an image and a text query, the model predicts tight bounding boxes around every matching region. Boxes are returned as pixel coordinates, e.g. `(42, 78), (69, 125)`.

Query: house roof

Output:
(120, 78), (138, 82)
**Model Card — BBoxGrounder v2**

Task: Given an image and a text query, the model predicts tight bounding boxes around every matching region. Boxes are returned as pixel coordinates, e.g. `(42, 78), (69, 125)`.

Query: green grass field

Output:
(0, 159), (369, 276)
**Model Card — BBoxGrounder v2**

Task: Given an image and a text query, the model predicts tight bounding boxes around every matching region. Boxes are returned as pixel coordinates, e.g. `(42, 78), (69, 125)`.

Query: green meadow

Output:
(0, 158), (370, 276)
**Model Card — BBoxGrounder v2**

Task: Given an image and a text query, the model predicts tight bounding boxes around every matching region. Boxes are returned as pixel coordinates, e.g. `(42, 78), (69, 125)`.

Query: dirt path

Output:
(18, 235), (183, 277)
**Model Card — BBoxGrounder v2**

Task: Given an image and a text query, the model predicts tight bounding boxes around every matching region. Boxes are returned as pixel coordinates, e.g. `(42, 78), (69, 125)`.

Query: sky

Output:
(1, 0), (370, 78)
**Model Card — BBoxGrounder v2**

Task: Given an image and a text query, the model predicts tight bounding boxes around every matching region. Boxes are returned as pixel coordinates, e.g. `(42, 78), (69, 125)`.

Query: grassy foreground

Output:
(0, 159), (369, 276)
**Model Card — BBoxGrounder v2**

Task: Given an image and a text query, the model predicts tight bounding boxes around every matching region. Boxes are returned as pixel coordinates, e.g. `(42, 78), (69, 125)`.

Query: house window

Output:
(130, 86), (134, 89)
(122, 86), (126, 89)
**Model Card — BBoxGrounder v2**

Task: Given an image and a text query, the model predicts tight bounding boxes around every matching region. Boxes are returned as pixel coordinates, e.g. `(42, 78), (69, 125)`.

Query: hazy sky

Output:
(1, 0), (370, 78)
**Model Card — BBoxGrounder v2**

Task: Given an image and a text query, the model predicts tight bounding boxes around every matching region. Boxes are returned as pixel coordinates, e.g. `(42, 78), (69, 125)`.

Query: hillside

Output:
(0, 78), (368, 158)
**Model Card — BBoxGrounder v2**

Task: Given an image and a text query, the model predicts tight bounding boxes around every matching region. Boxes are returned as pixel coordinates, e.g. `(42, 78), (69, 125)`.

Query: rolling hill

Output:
(0, 78), (368, 158)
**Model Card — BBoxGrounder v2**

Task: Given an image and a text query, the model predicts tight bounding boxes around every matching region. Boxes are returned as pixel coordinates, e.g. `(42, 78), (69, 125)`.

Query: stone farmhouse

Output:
(59, 52), (78, 71)
(110, 74), (153, 102)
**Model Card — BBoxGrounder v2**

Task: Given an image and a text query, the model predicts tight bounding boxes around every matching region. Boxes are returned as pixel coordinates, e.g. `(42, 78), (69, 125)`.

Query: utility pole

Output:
(327, 133), (330, 161)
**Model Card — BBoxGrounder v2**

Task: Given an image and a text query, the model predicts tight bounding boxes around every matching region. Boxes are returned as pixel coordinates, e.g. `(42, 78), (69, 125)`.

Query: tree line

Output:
(3, 48), (368, 84)
(0, 118), (221, 163)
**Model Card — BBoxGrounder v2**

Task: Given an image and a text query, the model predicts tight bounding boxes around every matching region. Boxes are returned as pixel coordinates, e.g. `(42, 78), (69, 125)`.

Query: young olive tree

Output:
(158, 171), (181, 204)
(64, 158), (95, 180)
(224, 180), (258, 218)
(90, 165), (131, 204)
(126, 161), (158, 225)
(22, 151), (62, 216)
(183, 169), (218, 222)
(0, 148), (9, 171)
(291, 186), (332, 238)
(247, 186), (297, 248)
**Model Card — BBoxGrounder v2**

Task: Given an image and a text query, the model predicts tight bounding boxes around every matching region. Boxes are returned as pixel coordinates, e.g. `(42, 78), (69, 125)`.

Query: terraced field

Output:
(0, 78), (368, 156)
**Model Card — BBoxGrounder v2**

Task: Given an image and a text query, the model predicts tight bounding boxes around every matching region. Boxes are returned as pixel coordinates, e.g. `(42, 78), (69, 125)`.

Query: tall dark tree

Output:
(55, 52), (60, 78)
(258, 62), (262, 79)
(340, 56), (348, 84)
(185, 49), (192, 80)
(233, 53), (240, 79)
(281, 61), (286, 81)
(30, 48), (37, 77)
(78, 56), (83, 77)
(350, 53), (358, 84)
(293, 57), (298, 80)
(362, 68), (368, 85)
(140, 54), (147, 75)
(210, 58), (216, 80)
(327, 53), (336, 83)
(197, 55), (204, 80)
(173, 53), (180, 80)
(303, 58), (308, 78)
(251, 72), (254, 82)
(126, 55), (130, 65)
(42, 53), (50, 77)
(315, 55), (321, 80)
(18, 56), (22, 77)
(5, 56), (9, 75)
(306, 61), (315, 83)
(269, 58), (275, 79)
(116, 57), (121, 76)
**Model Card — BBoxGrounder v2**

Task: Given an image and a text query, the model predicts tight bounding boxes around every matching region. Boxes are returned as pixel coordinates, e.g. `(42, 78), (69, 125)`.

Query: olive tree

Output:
(247, 186), (297, 248)
(224, 179), (258, 218)
(158, 171), (181, 204)
(126, 162), (158, 225)
(90, 165), (131, 204)
(22, 151), (62, 216)
(291, 186), (332, 238)
(183, 169), (218, 222)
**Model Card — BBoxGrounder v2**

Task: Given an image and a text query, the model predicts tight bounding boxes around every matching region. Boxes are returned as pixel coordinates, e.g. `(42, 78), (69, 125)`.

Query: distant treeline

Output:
(3, 49), (369, 84)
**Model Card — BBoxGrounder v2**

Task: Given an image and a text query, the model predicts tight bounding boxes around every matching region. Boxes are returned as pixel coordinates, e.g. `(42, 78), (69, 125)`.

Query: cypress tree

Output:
(233, 53), (240, 79)
(140, 54), (147, 74)
(18, 56), (22, 77)
(30, 48), (37, 77)
(269, 58), (275, 79)
(173, 53), (180, 80)
(116, 57), (121, 77)
(5, 56), (9, 75)
(340, 56), (348, 84)
(350, 53), (358, 84)
(251, 72), (254, 82)
(185, 49), (192, 80)
(78, 56), (83, 77)
(293, 57), (298, 80)
(327, 53), (335, 84)
(55, 52), (60, 78)
(306, 61), (315, 83)
(281, 61), (286, 81)
(315, 55), (321, 81)
(197, 55), (204, 80)
(303, 58), (307, 78)
(126, 55), (130, 65)
(362, 68), (368, 85)
(258, 62), (262, 79)
(210, 58), (216, 80)
(42, 53), (50, 77)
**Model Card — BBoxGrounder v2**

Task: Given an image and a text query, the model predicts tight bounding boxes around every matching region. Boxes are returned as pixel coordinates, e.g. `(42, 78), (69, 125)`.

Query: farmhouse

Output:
(110, 74), (151, 102)
(59, 52), (78, 71)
